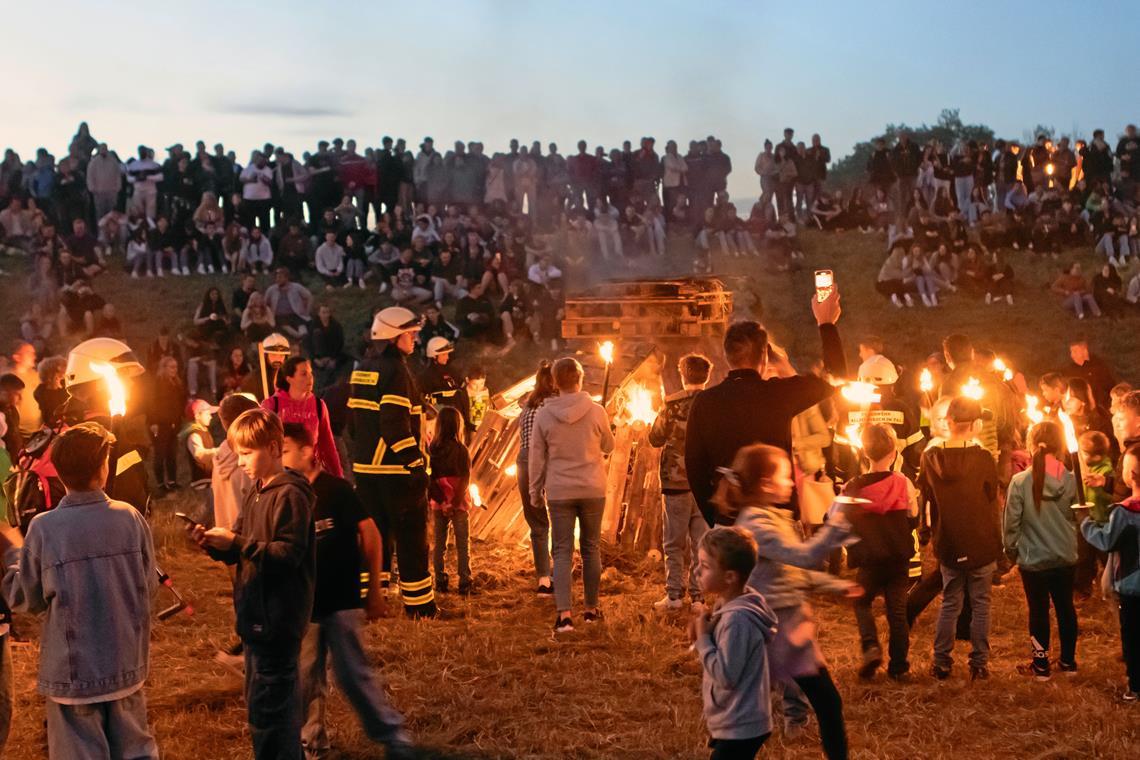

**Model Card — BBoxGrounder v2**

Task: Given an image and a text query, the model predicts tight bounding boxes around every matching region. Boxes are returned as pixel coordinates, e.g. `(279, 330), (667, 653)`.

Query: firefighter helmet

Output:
(371, 306), (422, 340)
(425, 336), (455, 359)
(64, 338), (145, 389)
(260, 333), (291, 356)
(857, 354), (899, 386)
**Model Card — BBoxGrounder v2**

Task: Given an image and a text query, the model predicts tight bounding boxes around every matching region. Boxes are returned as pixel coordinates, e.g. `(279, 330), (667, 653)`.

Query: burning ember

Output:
(91, 361), (127, 416)
(961, 377), (985, 401)
(469, 483), (483, 508)
(623, 384), (658, 426)
(844, 424), (863, 451)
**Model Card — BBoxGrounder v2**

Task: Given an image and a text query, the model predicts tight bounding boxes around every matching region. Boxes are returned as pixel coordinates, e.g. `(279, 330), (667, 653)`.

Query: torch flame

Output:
(1045, 163), (1055, 176)
(961, 377), (985, 401)
(505, 463), (518, 478)
(598, 340), (615, 365)
(91, 362), (127, 417)
(993, 358), (1014, 383)
(919, 368), (934, 393)
(1025, 395), (1044, 424)
(841, 381), (881, 405)
(624, 383), (658, 426)
(844, 424), (863, 451)
(468, 483), (482, 508)
(1057, 411), (1079, 454)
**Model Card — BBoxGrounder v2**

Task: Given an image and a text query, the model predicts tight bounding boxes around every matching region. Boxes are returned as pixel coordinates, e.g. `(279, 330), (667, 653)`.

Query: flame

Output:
(841, 381), (881, 405)
(505, 463), (518, 478)
(624, 383), (658, 426)
(1057, 411), (1079, 453)
(844, 424), (863, 450)
(468, 483), (482, 508)
(1025, 395), (1044, 424)
(1045, 163), (1055, 176)
(598, 340), (615, 365)
(919, 368), (934, 393)
(992, 358), (1014, 382)
(961, 377), (985, 401)
(91, 362), (127, 417)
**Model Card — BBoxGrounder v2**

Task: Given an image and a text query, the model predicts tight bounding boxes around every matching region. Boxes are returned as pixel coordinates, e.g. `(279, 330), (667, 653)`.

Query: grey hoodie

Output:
(529, 390), (614, 504)
(696, 589), (778, 740)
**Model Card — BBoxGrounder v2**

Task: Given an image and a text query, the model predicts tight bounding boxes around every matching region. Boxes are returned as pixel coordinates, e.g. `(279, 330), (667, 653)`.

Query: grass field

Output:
(3, 229), (1140, 759)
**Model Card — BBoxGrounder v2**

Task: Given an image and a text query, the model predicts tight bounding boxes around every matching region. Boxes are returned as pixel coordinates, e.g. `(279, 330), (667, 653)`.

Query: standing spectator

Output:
(891, 131), (922, 219)
(428, 406), (474, 595)
(413, 138), (445, 205)
(754, 140), (778, 217)
(125, 146), (161, 221)
(86, 143), (122, 222)
(149, 355), (187, 491)
(239, 151), (274, 231)
(529, 357), (615, 633)
(661, 140), (688, 221)
(1081, 130), (1115, 188)
(567, 140), (599, 211)
(802, 134), (831, 218)
(262, 357), (343, 478)
(1117, 124), (1140, 185)
(516, 361), (557, 594)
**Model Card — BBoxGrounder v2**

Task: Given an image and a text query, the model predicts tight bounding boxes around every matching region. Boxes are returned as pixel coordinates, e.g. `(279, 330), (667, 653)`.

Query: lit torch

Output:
(623, 383), (659, 428)
(468, 483), (484, 509)
(1057, 411), (1086, 505)
(1025, 394), (1044, 425)
(505, 463), (518, 478)
(599, 340), (615, 406)
(1045, 162), (1055, 188)
(961, 377), (985, 401)
(919, 368), (934, 409)
(90, 361), (128, 493)
(840, 381), (881, 406)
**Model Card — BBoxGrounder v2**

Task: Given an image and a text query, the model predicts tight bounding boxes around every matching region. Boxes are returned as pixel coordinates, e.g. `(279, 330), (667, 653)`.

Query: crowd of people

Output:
(0, 121), (1140, 760)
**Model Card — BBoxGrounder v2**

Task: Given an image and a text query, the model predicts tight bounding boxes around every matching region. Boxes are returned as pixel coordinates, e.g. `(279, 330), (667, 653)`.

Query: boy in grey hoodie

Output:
(692, 527), (777, 760)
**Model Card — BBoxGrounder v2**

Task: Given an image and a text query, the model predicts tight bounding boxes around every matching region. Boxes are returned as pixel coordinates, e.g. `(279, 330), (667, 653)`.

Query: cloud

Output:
(211, 100), (354, 119)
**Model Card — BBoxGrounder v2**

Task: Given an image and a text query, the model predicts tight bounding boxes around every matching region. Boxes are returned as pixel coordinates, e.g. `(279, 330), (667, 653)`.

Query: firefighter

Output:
(843, 354), (925, 479)
(60, 338), (151, 512)
(349, 306), (436, 618)
(419, 336), (469, 425)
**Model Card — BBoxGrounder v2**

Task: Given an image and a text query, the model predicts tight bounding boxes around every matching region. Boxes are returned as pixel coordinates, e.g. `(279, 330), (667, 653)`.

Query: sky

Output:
(4, 0), (1137, 201)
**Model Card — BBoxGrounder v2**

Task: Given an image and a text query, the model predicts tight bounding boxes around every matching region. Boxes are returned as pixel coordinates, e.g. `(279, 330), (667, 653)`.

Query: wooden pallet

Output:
(562, 277), (733, 342)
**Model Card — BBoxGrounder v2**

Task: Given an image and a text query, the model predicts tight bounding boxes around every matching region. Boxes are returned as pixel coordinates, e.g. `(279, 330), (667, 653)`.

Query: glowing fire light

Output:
(1057, 411), (1080, 454)
(1025, 395), (1044, 424)
(841, 381), (881, 405)
(992, 358), (1014, 383)
(844, 424), (863, 450)
(468, 483), (482, 508)
(961, 377), (985, 401)
(624, 384), (658, 426)
(505, 463), (518, 478)
(91, 362), (127, 417)
(1045, 163), (1055, 176)
(598, 341), (615, 365)
(919, 368), (934, 394)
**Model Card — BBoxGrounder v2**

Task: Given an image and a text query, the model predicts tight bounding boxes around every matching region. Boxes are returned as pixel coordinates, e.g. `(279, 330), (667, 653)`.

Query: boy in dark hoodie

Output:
(190, 408), (316, 760)
(1080, 444), (1140, 702)
(917, 397), (1002, 681)
(692, 526), (778, 760)
(844, 424), (918, 681)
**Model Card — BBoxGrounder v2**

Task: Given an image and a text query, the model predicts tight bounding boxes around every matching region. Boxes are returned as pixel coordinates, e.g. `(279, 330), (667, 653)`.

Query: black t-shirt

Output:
(311, 471), (368, 619)
(388, 258), (428, 289)
(430, 254), (466, 283)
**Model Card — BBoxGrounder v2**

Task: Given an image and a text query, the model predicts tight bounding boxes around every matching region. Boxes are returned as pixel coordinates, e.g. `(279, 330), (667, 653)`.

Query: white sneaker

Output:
(930, 293), (939, 307)
(208, 265), (216, 274)
(342, 280), (352, 289)
(197, 264), (206, 274)
(146, 270), (154, 278)
(891, 294), (903, 308)
(985, 292), (992, 304)
(653, 596), (683, 611)
(1006, 295), (1013, 305)
(903, 293), (915, 307)
(920, 293), (932, 307)
(1109, 257), (1120, 268)
(157, 268), (165, 277)
(358, 279), (366, 289)
(182, 266), (191, 276)
(378, 282), (389, 295)
(131, 271), (139, 279)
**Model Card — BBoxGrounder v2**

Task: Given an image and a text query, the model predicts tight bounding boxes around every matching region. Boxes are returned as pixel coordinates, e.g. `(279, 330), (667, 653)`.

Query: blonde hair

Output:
(228, 408), (283, 451)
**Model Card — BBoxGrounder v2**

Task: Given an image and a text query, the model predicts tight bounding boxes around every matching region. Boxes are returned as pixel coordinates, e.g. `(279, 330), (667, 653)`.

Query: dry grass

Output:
(5, 491), (1139, 759)
(5, 229), (1140, 758)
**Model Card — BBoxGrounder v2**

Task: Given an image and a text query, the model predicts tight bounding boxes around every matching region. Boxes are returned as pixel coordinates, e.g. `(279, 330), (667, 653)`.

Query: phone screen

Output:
(814, 269), (834, 302)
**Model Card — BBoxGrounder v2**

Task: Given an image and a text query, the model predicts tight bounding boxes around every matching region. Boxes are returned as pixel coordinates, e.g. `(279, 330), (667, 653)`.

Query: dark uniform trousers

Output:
(356, 471), (436, 617)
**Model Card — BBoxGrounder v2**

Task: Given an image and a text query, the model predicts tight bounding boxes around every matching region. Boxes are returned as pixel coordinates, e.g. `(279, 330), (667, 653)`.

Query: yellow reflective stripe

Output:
(399, 577), (433, 592)
(403, 590), (435, 606)
(115, 449), (142, 476)
(411, 405), (423, 416)
(353, 463), (411, 475)
(406, 458), (425, 469)
(391, 437), (417, 453)
(348, 398), (380, 411)
(436, 389), (457, 398)
(371, 439), (387, 466)
(904, 431), (925, 447)
(350, 371), (379, 386)
(380, 394), (411, 409)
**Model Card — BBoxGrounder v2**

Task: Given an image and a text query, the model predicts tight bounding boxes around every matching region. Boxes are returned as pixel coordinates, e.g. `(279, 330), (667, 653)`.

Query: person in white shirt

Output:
(239, 151), (274, 230)
(528, 255), (562, 287)
(85, 144), (123, 222)
(593, 199), (622, 261)
(125, 146), (161, 221)
(239, 226), (274, 274)
(314, 231), (346, 290)
(662, 140), (688, 220)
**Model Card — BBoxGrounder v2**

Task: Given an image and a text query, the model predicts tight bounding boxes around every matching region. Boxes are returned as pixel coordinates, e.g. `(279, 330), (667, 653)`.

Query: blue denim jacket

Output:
(2, 490), (157, 699)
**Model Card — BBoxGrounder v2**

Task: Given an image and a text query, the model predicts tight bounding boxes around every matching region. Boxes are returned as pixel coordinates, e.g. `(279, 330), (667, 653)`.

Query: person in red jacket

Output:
(261, 356), (343, 477)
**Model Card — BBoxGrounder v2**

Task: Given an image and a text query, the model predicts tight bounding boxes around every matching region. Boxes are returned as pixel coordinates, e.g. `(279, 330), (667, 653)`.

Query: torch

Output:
(1057, 411), (1086, 505)
(839, 381), (880, 456)
(1024, 395), (1045, 425)
(992, 357), (1017, 394)
(599, 340), (615, 406)
(919, 368), (934, 410)
(90, 361), (129, 494)
(960, 377), (985, 401)
(1046, 162), (1055, 189)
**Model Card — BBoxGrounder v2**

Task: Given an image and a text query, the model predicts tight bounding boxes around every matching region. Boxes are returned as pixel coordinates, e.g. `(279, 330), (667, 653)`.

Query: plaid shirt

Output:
(518, 403), (543, 458)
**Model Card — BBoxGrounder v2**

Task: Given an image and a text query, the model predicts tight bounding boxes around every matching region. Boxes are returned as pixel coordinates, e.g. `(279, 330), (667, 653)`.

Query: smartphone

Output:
(814, 269), (834, 302)
(174, 512), (197, 527)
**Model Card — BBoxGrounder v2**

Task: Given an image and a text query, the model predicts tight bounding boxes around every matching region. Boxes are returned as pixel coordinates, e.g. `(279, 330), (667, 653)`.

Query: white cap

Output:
(371, 307), (422, 341)
(260, 333), (290, 355)
(857, 354), (899, 386)
(64, 338), (145, 389)
(426, 336), (454, 359)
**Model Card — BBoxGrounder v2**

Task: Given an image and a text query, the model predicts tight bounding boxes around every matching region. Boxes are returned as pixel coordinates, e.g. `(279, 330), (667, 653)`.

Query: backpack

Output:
(3, 428), (66, 532)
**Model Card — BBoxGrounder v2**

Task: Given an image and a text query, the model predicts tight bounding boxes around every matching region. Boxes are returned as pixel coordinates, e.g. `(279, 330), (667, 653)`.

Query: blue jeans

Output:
(1062, 292), (1101, 319)
(45, 690), (158, 760)
(549, 497), (605, 613)
(934, 562), (995, 669)
(663, 492), (707, 599)
(516, 459), (551, 579)
(246, 641), (304, 760)
(301, 609), (408, 759)
(954, 176), (975, 224)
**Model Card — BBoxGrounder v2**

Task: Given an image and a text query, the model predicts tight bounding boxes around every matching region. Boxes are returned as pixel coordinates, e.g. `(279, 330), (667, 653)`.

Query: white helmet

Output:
(260, 333), (291, 356)
(371, 306), (422, 341)
(65, 338), (145, 389)
(857, 354), (899, 386)
(425, 336), (454, 359)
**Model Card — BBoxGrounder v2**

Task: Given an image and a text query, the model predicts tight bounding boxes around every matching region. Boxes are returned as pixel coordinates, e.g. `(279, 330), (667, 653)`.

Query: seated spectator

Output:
(221, 221), (245, 272)
(388, 247), (433, 306)
(876, 246), (915, 308)
(1095, 213), (1131, 267)
(1093, 262), (1125, 318)
(958, 247), (989, 294)
(528, 254), (562, 288)
(500, 279), (533, 344)
(1051, 262), (1102, 320)
(984, 250), (1014, 306)
(430, 247), (468, 308)
(314, 230), (346, 290)
(276, 220), (310, 278)
(55, 252), (105, 336)
(191, 222), (224, 274)
(0, 196), (34, 251)
(811, 191), (846, 231)
(65, 218), (106, 278)
(307, 305), (349, 391)
(220, 347), (253, 397)
(419, 303), (459, 354)
(239, 226), (273, 274)
(93, 303), (123, 338)
(240, 291), (276, 343)
(127, 225), (152, 278)
(455, 281), (499, 342)
(151, 215), (186, 276)
(264, 267), (312, 339)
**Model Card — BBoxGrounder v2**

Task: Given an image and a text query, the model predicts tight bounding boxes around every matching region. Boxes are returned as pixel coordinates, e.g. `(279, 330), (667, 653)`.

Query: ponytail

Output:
(711, 444), (786, 522)
(1031, 442), (1047, 511)
(1026, 421), (1065, 512)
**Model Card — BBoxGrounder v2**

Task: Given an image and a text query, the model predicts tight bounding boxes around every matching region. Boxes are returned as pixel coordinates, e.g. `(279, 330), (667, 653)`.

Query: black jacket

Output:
(210, 469), (316, 645)
(347, 343), (426, 477)
(917, 442), (1001, 570)
(420, 361), (470, 423)
(891, 141), (922, 178)
(685, 324), (847, 526)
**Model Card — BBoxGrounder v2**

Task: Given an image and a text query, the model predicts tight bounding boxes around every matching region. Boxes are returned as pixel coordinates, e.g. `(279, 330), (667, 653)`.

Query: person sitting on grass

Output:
(1052, 262), (1102, 320)
(984, 249), (1015, 306)
(188, 408), (316, 760)
(843, 424), (919, 682)
(1, 422), (159, 760)
(1003, 420), (1080, 682)
(876, 246), (915, 308)
(314, 230), (346, 290)
(721, 444), (854, 758)
(279, 423), (414, 760)
(690, 526), (778, 760)
(1079, 444), (1140, 703)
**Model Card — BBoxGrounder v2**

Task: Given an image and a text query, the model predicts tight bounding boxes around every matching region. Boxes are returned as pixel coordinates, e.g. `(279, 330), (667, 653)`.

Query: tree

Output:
(829, 109), (995, 189)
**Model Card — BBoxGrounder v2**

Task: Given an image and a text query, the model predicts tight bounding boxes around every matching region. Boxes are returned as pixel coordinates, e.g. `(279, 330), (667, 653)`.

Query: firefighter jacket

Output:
(348, 344), (427, 476)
